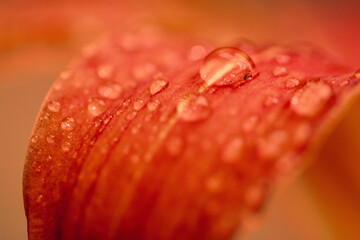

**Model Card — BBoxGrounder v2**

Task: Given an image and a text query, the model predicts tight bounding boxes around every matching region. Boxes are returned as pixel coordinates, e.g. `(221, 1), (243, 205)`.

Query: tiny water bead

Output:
(257, 129), (289, 160)
(242, 115), (259, 132)
(61, 117), (76, 131)
(61, 141), (71, 152)
(285, 78), (300, 89)
(147, 99), (160, 112)
(205, 175), (222, 193)
(97, 64), (114, 79)
(188, 45), (207, 61)
(133, 99), (146, 111)
(177, 95), (211, 122)
(149, 79), (168, 95)
(166, 137), (184, 156)
(98, 81), (122, 99)
(355, 69), (360, 79)
(263, 95), (279, 107)
(220, 137), (244, 163)
(47, 101), (61, 112)
(46, 135), (55, 144)
(87, 98), (106, 117)
(272, 66), (288, 77)
(132, 62), (157, 81)
(199, 47), (258, 87)
(31, 135), (39, 144)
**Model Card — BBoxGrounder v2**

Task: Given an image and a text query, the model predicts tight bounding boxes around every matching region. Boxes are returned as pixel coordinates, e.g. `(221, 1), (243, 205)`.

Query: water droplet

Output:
(285, 78), (300, 89)
(242, 115), (258, 132)
(47, 101), (61, 112)
(126, 111), (137, 120)
(98, 81), (122, 99)
(293, 122), (312, 147)
(245, 182), (266, 209)
(120, 33), (139, 51)
(276, 54), (291, 64)
(36, 194), (43, 203)
(166, 137), (183, 156)
(87, 98), (106, 117)
(46, 135), (55, 143)
(60, 70), (71, 80)
(199, 47), (258, 87)
(159, 112), (170, 122)
(276, 152), (300, 174)
(220, 137), (244, 163)
(272, 66), (288, 77)
(177, 95), (211, 122)
(355, 69), (360, 79)
(43, 112), (50, 120)
(61, 141), (71, 152)
(61, 117), (76, 131)
(340, 80), (349, 87)
(149, 79), (168, 95)
(132, 62), (157, 81)
(188, 45), (207, 61)
(133, 99), (145, 111)
(205, 175), (222, 193)
(257, 130), (289, 160)
(147, 99), (160, 112)
(291, 82), (332, 117)
(131, 123), (141, 135)
(263, 95), (279, 107)
(97, 64), (114, 79)
(130, 154), (141, 164)
(31, 135), (39, 143)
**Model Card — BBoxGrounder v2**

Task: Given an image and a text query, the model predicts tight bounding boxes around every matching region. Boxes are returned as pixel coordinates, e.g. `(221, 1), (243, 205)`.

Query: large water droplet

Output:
(177, 95), (211, 122)
(87, 98), (106, 117)
(98, 81), (122, 99)
(355, 69), (360, 79)
(200, 47), (257, 87)
(149, 79), (168, 95)
(47, 101), (61, 112)
(220, 137), (244, 163)
(291, 82), (332, 117)
(61, 117), (76, 131)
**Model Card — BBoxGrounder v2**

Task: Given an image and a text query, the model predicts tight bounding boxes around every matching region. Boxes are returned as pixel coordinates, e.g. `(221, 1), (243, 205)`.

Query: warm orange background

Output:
(1, 1), (359, 239)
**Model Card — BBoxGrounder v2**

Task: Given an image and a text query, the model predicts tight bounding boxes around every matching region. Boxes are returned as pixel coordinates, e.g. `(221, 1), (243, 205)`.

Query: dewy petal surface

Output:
(23, 30), (360, 240)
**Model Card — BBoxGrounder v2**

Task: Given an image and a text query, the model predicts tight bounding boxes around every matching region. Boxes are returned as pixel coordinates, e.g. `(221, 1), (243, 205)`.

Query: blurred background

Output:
(0, 0), (359, 239)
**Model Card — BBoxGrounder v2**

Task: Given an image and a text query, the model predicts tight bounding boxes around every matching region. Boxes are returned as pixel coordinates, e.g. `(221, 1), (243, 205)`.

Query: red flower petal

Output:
(24, 30), (360, 239)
